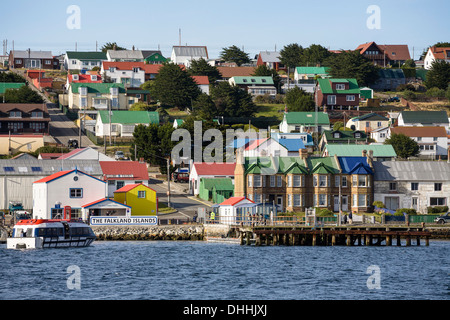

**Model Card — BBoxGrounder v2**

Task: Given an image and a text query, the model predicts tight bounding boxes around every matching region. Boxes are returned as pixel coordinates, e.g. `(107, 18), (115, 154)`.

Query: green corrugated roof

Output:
(323, 130), (367, 141)
(98, 110), (159, 125)
(284, 112), (330, 125)
(201, 178), (234, 191)
(317, 78), (360, 94)
(66, 51), (107, 60)
(400, 111), (449, 124)
(71, 83), (126, 94)
(296, 67), (330, 75)
(244, 156), (340, 175)
(325, 144), (397, 157)
(0, 83), (26, 94)
(232, 76), (274, 85)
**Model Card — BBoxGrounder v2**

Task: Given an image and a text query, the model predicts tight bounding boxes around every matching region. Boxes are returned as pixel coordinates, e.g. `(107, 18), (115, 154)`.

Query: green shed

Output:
(199, 178), (234, 204)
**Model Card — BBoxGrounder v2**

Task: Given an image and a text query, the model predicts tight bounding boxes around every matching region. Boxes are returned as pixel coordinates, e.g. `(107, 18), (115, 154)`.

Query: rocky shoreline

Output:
(92, 225), (205, 241)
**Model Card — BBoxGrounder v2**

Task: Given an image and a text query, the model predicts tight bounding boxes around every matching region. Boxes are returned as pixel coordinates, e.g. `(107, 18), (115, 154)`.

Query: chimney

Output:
(367, 150), (374, 168)
(362, 149), (367, 157)
(299, 148), (309, 168)
(139, 157), (145, 163)
(447, 147), (450, 163)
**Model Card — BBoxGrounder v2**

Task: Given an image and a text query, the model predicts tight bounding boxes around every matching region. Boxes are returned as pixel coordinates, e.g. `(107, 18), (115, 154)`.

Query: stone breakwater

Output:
(92, 225), (205, 241)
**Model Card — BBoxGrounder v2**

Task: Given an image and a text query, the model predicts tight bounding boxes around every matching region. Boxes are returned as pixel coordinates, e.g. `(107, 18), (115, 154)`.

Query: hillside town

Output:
(0, 40), (450, 227)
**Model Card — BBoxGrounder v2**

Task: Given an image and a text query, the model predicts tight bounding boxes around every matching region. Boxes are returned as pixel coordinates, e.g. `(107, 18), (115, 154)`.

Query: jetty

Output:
(237, 225), (432, 247)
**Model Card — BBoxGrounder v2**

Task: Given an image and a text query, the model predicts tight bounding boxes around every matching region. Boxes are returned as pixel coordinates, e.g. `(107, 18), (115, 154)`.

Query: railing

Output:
(204, 214), (338, 226)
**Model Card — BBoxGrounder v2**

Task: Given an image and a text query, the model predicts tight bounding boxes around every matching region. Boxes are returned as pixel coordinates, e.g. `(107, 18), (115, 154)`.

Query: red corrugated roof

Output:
(142, 64), (163, 74)
(192, 162), (236, 176)
(99, 161), (149, 181)
(103, 61), (146, 71)
(33, 170), (72, 184)
(114, 183), (156, 193)
(192, 75), (209, 85)
(58, 148), (85, 160)
(68, 74), (102, 83)
(245, 138), (269, 151)
(220, 197), (253, 206)
(82, 198), (131, 208)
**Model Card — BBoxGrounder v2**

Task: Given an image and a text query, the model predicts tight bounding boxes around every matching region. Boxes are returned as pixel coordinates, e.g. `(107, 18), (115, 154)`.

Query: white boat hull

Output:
(7, 236), (95, 250)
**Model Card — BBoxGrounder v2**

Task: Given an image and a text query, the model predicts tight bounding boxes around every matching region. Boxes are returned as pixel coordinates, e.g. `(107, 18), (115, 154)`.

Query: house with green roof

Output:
(322, 144), (396, 161)
(64, 51), (108, 71)
(229, 76), (277, 98)
(294, 67), (330, 81)
(96, 110), (159, 138)
(0, 83), (26, 94)
(279, 111), (331, 134)
(318, 130), (368, 151)
(315, 78), (360, 109)
(68, 83), (128, 111)
(397, 111), (449, 131)
(234, 152), (375, 213)
(198, 178), (234, 204)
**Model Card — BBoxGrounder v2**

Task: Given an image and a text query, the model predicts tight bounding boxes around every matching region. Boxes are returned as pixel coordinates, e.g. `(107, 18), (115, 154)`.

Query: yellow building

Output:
(114, 184), (158, 216)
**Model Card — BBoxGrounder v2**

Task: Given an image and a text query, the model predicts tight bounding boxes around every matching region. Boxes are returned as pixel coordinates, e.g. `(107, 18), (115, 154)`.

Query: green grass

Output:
(254, 104), (285, 121)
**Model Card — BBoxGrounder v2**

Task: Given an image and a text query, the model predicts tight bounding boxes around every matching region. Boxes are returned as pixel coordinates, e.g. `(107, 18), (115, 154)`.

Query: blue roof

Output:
(338, 157), (373, 174)
(227, 138), (257, 148)
(278, 139), (305, 151)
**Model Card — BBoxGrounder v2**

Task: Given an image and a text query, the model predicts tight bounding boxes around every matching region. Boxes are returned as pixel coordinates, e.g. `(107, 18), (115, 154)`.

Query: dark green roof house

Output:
(279, 111), (331, 133)
(64, 51), (107, 71)
(0, 83), (26, 94)
(315, 78), (360, 109)
(398, 110), (449, 127)
(319, 130), (368, 151)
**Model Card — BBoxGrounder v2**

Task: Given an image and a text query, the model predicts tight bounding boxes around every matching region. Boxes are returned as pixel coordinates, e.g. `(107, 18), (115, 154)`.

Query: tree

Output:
(303, 44), (332, 66)
(149, 62), (201, 109)
(425, 60), (450, 90)
(0, 72), (26, 83)
(252, 64), (281, 93)
(384, 133), (419, 159)
(192, 93), (217, 120)
(284, 86), (315, 112)
(188, 58), (222, 84)
(210, 82), (256, 117)
(101, 42), (126, 53)
(324, 50), (379, 86)
(4, 86), (43, 103)
(219, 45), (250, 66)
(333, 121), (344, 131)
(279, 43), (304, 70)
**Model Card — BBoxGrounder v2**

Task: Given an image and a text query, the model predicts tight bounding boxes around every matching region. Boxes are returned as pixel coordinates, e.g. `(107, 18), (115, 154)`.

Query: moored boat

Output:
(7, 219), (96, 250)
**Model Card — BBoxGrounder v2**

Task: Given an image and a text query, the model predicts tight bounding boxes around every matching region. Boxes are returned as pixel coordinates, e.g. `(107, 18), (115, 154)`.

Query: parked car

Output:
(115, 151), (125, 161)
(434, 212), (450, 224)
(172, 172), (189, 183)
(68, 139), (79, 149)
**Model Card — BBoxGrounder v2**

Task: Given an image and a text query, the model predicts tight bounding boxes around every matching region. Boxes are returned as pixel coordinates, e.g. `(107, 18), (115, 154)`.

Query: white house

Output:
(64, 51), (108, 71)
(171, 46), (208, 67)
(424, 46), (450, 70)
(189, 162), (236, 196)
(32, 169), (107, 220)
(101, 61), (146, 88)
(242, 137), (305, 158)
(279, 112), (331, 134)
(95, 110), (159, 138)
(106, 50), (144, 62)
(397, 111), (449, 133)
(217, 197), (255, 225)
(370, 127), (390, 144)
(389, 126), (448, 159)
(56, 147), (115, 162)
(192, 76), (210, 95)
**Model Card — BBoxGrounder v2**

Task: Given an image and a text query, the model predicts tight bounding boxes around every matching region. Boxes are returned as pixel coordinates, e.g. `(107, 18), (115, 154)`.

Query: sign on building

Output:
(90, 216), (158, 226)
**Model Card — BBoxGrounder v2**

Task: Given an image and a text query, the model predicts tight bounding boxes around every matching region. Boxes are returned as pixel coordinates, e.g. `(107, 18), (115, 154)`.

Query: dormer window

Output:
(91, 75), (97, 81)
(31, 111), (43, 118)
(72, 74), (79, 81)
(333, 132), (340, 138)
(109, 67), (116, 73)
(133, 67), (140, 73)
(243, 79), (248, 83)
(251, 79), (256, 83)
(9, 111), (22, 118)
(110, 87), (119, 96)
(354, 132), (361, 138)
(336, 84), (346, 90)
(262, 79), (267, 83)
(79, 87), (88, 96)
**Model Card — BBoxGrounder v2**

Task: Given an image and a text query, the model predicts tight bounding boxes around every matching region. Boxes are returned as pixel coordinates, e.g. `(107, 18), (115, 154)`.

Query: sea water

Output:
(0, 240), (448, 300)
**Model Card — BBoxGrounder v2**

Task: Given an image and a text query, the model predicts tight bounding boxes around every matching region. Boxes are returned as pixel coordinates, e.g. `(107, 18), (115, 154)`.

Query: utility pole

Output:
(167, 158), (171, 207)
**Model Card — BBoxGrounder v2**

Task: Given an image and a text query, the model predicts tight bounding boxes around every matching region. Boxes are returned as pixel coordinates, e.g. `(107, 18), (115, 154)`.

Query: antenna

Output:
(179, 28), (181, 46)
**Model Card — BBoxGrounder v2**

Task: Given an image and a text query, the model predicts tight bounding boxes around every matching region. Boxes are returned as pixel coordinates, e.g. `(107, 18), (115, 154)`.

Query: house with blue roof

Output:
(242, 137), (305, 158)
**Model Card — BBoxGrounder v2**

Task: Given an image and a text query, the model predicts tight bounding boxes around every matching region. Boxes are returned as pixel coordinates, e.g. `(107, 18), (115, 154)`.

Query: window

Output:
(434, 183), (442, 191)
(358, 175), (366, 187)
(319, 194), (327, 206)
(9, 111), (22, 118)
(133, 67), (140, 73)
(254, 193), (261, 203)
(342, 176), (347, 187)
(31, 111), (43, 118)
(79, 87), (88, 96)
(4, 167), (15, 172)
(430, 198), (446, 206)
(377, 122), (382, 127)
(333, 132), (340, 138)
(80, 97), (87, 107)
(45, 60), (52, 65)
(389, 182), (397, 191)
(336, 84), (346, 90)
(354, 132), (361, 138)
(327, 95), (336, 105)
(293, 194), (301, 207)
(138, 191), (146, 198)
(411, 183), (419, 191)
(116, 181), (125, 190)
(254, 176), (261, 187)
(277, 176), (282, 187)
(248, 175), (253, 188)
(70, 188), (83, 198)
(293, 176), (301, 187)
(358, 194), (366, 207)
(319, 175), (327, 187)
(346, 95), (355, 101)
(270, 175), (275, 187)
(111, 97), (119, 108)
(31, 167), (42, 172)
(335, 176), (340, 187)
(287, 175), (292, 187)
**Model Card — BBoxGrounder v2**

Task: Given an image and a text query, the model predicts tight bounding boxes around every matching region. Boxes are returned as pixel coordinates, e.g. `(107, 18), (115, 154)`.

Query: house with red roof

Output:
(192, 75), (210, 95)
(424, 45), (450, 70)
(189, 162), (236, 196)
(65, 72), (102, 91)
(216, 197), (255, 225)
(101, 61), (147, 88)
(356, 42), (411, 67)
(32, 169), (107, 220)
(99, 161), (149, 197)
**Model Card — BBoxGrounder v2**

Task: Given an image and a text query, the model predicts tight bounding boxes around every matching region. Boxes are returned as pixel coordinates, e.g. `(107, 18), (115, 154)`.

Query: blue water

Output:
(0, 240), (449, 300)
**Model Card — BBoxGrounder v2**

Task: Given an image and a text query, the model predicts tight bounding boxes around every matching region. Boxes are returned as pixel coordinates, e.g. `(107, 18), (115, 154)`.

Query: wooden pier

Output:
(238, 226), (432, 247)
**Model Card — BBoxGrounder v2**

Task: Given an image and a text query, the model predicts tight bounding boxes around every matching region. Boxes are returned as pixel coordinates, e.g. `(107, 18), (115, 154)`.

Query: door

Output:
(412, 197), (418, 211)
(277, 196), (283, 211)
(342, 196), (348, 211)
(334, 196), (339, 212)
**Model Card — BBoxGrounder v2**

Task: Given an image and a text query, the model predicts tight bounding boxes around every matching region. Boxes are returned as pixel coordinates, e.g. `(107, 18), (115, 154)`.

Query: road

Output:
(148, 178), (211, 221)
(46, 103), (95, 148)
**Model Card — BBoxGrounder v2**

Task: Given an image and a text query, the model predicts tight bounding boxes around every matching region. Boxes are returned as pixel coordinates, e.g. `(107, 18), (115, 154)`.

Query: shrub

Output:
(395, 208), (416, 216)
(427, 206), (448, 214)
(372, 201), (385, 209)
(315, 208), (334, 217)
(425, 87), (446, 98)
(402, 90), (416, 100)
